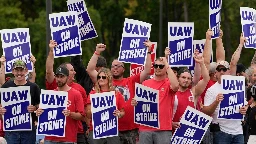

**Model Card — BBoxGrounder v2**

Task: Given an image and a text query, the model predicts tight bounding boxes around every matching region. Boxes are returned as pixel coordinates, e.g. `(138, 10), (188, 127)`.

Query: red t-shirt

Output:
(112, 74), (141, 131)
(173, 89), (194, 123)
(139, 78), (176, 131)
(46, 79), (87, 133)
(87, 90), (126, 131)
(45, 88), (85, 142)
(0, 120), (4, 137)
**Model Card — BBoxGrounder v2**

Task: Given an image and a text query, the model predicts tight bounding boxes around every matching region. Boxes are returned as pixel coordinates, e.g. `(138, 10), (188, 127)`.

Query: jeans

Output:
(213, 130), (244, 144)
(5, 128), (36, 144)
(44, 140), (76, 144)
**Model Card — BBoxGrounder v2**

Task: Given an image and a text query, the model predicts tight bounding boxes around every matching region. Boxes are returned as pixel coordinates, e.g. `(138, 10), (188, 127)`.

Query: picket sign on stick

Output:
(67, 0), (98, 41)
(90, 91), (118, 139)
(134, 83), (160, 128)
(189, 39), (213, 77)
(130, 42), (157, 77)
(240, 7), (256, 49)
(218, 75), (246, 120)
(0, 86), (32, 131)
(118, 18), (152, 65)
(168, 22), (194, 67)
(37, 90), (68, 137)
(1, 28), (33, 74)
(49, 11), (82, 58)
(209, 0), (222, 39)
(171, 106), (212, 144)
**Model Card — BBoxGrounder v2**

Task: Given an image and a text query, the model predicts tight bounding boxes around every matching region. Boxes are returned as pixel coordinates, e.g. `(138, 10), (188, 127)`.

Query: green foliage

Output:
(0, 0), (255, 87)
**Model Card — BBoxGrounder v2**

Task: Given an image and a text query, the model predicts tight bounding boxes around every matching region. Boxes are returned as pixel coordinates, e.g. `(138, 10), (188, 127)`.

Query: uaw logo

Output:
(210, 0), (221, 9)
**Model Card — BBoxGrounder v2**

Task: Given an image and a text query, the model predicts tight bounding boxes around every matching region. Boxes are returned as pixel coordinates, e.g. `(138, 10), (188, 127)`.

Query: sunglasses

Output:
(216, 67), (228, 72)
(153, 64), (165, 69)
(97, 76), (107, 80)
(111, 64), (124, 68)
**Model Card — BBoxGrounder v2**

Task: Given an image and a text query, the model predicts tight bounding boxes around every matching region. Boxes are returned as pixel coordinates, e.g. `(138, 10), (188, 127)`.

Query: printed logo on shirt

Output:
(161, 88), (165, 91)
(188, 95), (194, 102)
(67, 100), (71, 107)
(115, 86), (130, 101)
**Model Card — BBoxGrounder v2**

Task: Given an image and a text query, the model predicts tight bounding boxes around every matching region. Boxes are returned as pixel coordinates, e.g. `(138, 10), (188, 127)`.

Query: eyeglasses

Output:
(153, 64), (165, 69)
(111, 64), (124, 68)
(97, 76), (107, 80)
(216, 67), (228, 72)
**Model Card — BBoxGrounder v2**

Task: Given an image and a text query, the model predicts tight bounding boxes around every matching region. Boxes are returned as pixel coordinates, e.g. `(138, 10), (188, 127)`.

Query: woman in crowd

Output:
(86, 68), (125, 144)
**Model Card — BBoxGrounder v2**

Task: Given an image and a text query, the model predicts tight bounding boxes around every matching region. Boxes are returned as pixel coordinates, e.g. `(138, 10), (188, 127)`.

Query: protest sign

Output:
(171, 106), (212, 144)
(49, 11), (82, 58)
(134, 83), (159, 128)
(209, 0), (222, 39)
(130, 42), (157, 77)
(118, 18), (152, 65)
(67, 0), (97, 41)
(218, 75), (245, 120)
(0, 86), (32, 131)
(189, 39), (213, 77)
(1, 28), (32, 74)
(168, 22), (194, 67)
(90, 91), (118, 139)
(240, 7), (256, 48)
(37, 90), (68, 137)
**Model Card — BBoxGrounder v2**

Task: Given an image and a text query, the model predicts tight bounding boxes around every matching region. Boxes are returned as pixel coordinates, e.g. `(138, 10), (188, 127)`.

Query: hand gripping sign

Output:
(37, 90), (68, 137)
(171, 106), (212, 144)
(118, 18), (152, 65)
(90, 91), (118, 139)
(134, 83), (159, 128)
(49, 11), (82, 58)
(67, 0), (98, 41)
(1, 28), (33, 74)
(0, 86), (32, 131)
(240, 7), (256, 48)
(130, 42), (157, 77)
(209, 0), (222, 39)
(168, 22), (194, 67)
(218, 75), (246, 120)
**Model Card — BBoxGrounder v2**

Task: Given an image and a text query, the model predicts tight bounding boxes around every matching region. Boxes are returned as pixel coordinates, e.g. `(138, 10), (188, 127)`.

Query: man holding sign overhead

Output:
(37, 66), (84, 144)
(0, 60), (40, 144)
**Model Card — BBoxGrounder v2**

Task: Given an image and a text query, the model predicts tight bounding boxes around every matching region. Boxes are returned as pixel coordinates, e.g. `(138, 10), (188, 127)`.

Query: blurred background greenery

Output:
(0, 0), (255, 88)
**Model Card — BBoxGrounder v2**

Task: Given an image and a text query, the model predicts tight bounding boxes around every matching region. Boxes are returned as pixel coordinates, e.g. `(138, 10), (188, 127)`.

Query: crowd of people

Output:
(0, 27), (255, 144)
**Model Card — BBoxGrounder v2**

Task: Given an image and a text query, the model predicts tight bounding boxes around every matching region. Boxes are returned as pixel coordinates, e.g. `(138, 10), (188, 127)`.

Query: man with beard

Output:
(36, 66), (84, 144)
(0, 60), (40, 144)
(131, 57), (179, 144)
(45, 40), (87, 144)
(86, 41), (152, 144)
(172, 53), (209, 130)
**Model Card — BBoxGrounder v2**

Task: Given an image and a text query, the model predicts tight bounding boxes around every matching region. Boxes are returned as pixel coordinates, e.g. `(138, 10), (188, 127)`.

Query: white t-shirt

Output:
(204, 82), (243, 135)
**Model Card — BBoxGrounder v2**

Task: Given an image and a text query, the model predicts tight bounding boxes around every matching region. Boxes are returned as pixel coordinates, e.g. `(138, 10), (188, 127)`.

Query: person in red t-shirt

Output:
(86, 41), (153, 144)
(45, 40), (88, 143)
(86, 68), (125, 144)
(131, 57), (179, 144)
(36, 66), (84, 143)
(172, 53), (209, 131)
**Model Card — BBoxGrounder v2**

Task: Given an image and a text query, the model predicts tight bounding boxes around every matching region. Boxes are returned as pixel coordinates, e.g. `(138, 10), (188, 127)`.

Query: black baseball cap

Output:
(55, 66), (69, 76)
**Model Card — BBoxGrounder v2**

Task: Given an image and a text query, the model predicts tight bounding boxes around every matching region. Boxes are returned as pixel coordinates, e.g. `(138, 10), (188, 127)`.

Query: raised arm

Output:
(28, 55), (36, 83)
(86, 43), (106, 83)
(45, 40), (57, 83)
(192, 49), (201, 86)
(216, 29), (225, 62)
(193, 54), (210, 99)
(203, 29), (213, 70)
(140, 40), (152, 83)
(0, 56), (6, 86)
(163, 57), (179, 92)
(230, 33), (246, 76)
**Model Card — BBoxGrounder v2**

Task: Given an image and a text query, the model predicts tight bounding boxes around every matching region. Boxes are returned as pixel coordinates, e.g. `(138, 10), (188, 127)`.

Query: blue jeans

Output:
(44, 140), (76, 144)
(213, 130), (244, 144)
(5, 129), (36, 144)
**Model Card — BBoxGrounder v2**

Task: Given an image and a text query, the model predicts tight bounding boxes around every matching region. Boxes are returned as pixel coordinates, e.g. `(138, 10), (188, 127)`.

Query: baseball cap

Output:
(55, 66), (69, 76)
(216, 61), (230, 69)
(12, 60), (26, 69)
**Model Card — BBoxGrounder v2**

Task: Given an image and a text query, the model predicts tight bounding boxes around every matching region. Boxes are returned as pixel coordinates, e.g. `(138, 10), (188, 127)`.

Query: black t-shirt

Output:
(1, 80), (41, 124)
(249, 106), (256, 135)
